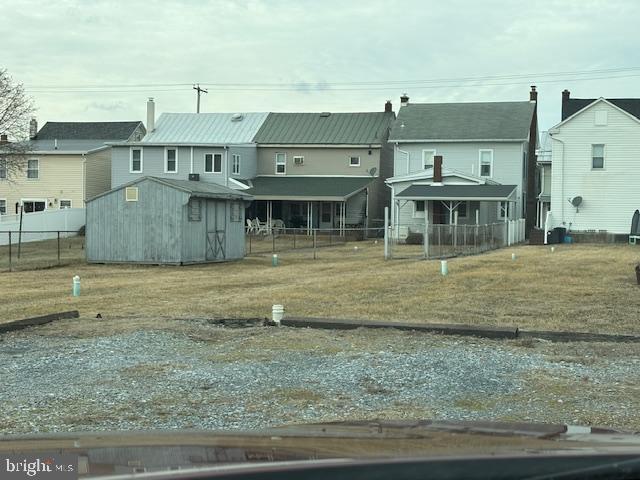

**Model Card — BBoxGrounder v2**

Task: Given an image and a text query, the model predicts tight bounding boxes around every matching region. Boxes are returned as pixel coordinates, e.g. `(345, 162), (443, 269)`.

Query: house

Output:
(0, 119), (144, 216)
(535, 131), (552, 228)
(244, 105), (395, 231)
(109, 98), (269, 190)
(386, 89), (538, 238)
(546, 90), (640, 235)
(86, 176), (252, 264)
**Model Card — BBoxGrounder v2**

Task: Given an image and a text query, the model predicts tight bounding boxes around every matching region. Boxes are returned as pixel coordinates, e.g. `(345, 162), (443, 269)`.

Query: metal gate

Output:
(206, 200), (226, 261)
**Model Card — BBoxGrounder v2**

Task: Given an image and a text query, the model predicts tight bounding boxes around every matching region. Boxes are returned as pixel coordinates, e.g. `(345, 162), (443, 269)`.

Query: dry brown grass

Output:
(1, 240), (640, 335)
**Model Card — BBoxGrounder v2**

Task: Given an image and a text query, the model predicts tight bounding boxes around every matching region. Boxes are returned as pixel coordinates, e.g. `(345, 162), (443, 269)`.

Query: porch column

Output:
(267, 201), (272, 234)
(449, 201), (453, 224)
(306, 201), (311, 235)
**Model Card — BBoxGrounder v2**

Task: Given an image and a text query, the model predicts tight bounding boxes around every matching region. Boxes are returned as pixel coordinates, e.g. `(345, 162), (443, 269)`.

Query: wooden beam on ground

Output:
(0, 310), (80, 334)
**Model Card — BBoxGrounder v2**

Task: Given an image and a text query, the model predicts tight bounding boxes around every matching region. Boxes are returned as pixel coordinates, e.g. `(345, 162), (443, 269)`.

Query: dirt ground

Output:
(1, 241), (640, 335)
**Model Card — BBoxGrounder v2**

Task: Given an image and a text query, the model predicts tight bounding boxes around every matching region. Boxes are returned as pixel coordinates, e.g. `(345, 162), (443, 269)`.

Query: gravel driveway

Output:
(1, 317), (639, 434)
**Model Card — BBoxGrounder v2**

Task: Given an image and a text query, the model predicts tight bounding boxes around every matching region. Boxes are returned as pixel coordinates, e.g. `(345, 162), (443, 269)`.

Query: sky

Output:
(1, 0), (639, 133)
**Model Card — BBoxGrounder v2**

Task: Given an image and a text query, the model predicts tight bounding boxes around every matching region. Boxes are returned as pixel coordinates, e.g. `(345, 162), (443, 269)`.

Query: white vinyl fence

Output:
(0, 208), (85, 245)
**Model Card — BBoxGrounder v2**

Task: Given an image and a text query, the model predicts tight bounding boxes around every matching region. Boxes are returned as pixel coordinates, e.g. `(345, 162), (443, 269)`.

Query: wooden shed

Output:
(86, 176), (253, 264)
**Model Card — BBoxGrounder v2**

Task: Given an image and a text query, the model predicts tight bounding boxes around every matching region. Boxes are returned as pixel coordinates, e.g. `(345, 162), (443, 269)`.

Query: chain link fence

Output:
(0, 231), (85, 272)
(385, 219), (526, 260)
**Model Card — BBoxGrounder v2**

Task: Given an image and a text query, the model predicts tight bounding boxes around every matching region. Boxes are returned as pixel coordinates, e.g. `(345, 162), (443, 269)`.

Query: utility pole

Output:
(193, 84), (208, 113)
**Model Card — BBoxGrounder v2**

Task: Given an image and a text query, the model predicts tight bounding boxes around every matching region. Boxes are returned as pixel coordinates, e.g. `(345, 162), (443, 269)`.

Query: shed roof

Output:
(244, 176), (374, 201)
(389, 102), (535, 141)
(254, 112), (394, 145)
(141, 112), (269, 144)
(396, 184), (517, 201)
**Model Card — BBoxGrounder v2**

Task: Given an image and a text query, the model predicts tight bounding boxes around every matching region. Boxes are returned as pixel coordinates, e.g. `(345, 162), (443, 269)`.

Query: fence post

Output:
(272, 232), (276, 253)
(313, 229), (317, 260)
(8, 232), (11, 272)
(383, 206), (389, 260)
(293, 228), (296, 249)
(463, 225), (467, 255)
(453, 211), (458, 252)
(438, 224), (442, 258)
(57, 231), (61, 265)
(423, 217), (429, 259)
(248, 233), (252, 254)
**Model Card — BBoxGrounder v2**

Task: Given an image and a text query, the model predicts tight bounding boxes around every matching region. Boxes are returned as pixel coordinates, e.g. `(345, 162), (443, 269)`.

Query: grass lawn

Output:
(1, 240), (639, 335)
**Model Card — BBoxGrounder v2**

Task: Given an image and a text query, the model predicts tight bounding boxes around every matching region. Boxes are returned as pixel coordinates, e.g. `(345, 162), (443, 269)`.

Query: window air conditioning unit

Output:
(188, 173), (200, 181)
(294, 157), (304, 165)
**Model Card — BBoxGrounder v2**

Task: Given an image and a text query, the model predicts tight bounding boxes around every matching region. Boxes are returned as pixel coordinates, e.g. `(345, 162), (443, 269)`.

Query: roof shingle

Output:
(36, 121), (143, 140)
(562, 98), (640, 121)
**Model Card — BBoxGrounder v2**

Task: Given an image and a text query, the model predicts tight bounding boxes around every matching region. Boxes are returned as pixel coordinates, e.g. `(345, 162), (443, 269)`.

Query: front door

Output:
(320, 202), (333, 230)
(206, 201), (226, 261)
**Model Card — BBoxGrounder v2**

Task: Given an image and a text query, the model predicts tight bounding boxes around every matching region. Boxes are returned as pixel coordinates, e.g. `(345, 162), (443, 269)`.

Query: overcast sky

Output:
(2, 0), (639, 132)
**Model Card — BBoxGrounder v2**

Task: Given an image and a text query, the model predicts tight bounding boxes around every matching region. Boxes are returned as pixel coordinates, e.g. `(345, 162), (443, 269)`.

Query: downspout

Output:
(224, 146), (229, 187)
(81, 153), (86, 206)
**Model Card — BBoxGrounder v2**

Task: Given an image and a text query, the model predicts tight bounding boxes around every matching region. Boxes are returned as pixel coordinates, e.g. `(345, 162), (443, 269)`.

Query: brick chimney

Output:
(433, 155), (443, 184)
(29, 118), (38, 139)
(147, 97), (155, 132)
(384, 100), (392, 112)
(400, 93), (409, 106)
(0, 134), (8, 144)
(561, 89), (571, 120)
(530, 85), (538, 101)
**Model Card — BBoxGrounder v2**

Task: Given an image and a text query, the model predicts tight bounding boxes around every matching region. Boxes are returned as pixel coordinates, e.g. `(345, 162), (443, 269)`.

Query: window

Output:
(230, 202), (241, 222)
(232, 154), (241, 175)
(479, 149), (493, 177)
(22, 200), (46, 213)
(413, 200), (425, 217)
(0, 160), (6, 179)
(275, 153), (286, 174)
(498, 201), (508, 219)
(592, 144), (604, 169)
(188, 199), (201, 222)
(0, 199), (6, 215)
(27, 159), (39, 179)
(165, 148), (178, 173)
(59, 200), (72, 209)
(422, 150), (436, 169)
(293, 155), (304, 166)
(130, 148), (142, 173)
(125, 187), (138, 202)
(456, 201), (468, 218)
(205, 153), (223, 173)
(349, 156), (360, 167)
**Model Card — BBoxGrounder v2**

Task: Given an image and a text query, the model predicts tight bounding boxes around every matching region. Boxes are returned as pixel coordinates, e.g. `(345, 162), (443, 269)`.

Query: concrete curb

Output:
(0, 310), (80, 334)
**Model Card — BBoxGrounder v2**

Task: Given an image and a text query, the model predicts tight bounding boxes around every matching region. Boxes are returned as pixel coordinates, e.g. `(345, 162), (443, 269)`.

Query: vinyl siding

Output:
(550, 101), (640, 233)
(256, 147), (381, 176)
(0, 153), (84, 213)
(85, 148), (112, 201)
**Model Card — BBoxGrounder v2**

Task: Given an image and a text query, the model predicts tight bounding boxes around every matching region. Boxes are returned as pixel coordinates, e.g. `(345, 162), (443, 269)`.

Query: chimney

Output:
(433, 155), (443, 184)
(29, 118), (38, 139)
(384, 100), (392, 113)
(146, 97), (155, 133)
(530, 85), (538, 101)
(400, 93), (409, 106)
(561, 89), (571, 120)
(0, 134), (8, 144)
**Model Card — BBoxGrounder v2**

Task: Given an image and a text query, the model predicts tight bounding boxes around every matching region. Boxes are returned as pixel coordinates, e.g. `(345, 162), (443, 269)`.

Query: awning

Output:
(244, 176), (374, 201)
(396, 184), (518, 202)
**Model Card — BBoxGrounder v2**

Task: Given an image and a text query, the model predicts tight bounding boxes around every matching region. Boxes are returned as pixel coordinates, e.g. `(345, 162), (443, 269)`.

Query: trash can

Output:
(554, 227), (567, 244)
(546, 229), (559, 244)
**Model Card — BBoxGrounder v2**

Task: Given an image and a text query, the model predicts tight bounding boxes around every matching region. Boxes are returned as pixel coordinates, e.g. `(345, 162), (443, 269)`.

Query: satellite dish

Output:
(368, 167), (377, 177)
(570, 196), (583, 207)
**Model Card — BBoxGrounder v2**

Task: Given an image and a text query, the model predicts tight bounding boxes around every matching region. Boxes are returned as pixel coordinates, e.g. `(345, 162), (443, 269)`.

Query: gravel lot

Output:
(1, 317), (639, 434)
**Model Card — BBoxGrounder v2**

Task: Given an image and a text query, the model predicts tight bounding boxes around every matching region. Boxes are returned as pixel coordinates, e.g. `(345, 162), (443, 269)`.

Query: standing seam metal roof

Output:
(141, 112), (269, 144)
(254, 112), (395, 144)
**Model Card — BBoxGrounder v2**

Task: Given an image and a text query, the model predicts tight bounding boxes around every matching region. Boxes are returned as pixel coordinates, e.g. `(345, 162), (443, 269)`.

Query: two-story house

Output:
(385, 89), (538, 238)
(109, 99), (269, 190)
(0, 119), (144, 216)
(547, 90), (640, 234)
(535, 131), (552, 228)
(243, 105), (395, 231)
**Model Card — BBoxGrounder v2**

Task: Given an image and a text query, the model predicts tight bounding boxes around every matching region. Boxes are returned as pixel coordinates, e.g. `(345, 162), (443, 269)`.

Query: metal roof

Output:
(35, 121), (143, 140)
(254, 112), (395, 145)
(142, 112), (269, 144)
(389, 102), (535, 141)
(244, 176), (374, 201)
(396, 184), (517, 201)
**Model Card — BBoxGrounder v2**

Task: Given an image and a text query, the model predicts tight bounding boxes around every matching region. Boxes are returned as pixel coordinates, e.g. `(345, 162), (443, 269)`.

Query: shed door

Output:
(206, 200), (226, 261)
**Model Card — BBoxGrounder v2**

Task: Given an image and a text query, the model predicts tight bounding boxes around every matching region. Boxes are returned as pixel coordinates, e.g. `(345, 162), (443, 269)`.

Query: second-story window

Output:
(422, 150), (436, 169)
(479, 149), (493, 177)
(205, 153), (222, 173)
(275, 153), (286, 174)
(130, 148), (142, 173)
(232, 154), (241, 175)
(165, 148), (178, 173)
(592, 144), (605, 169)
(27, 159), (39, 179)
(349, 156), (360, 167)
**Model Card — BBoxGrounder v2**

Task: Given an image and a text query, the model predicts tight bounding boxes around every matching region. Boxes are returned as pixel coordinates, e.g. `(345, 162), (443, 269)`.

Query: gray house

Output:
(386, 90), (538, 238)
(86, 176), (253, 264)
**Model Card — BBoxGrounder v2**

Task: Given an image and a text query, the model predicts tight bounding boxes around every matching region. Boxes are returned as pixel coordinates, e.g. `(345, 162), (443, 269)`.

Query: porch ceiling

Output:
(245, 176), (374, 201)
(396, 184), (518, 202)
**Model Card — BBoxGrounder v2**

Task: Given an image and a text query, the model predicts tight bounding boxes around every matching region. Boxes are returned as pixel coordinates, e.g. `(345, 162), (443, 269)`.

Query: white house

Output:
(535, 131), (552, 228)
(548, 92), (640, 234)
(386, 89), (538, 238)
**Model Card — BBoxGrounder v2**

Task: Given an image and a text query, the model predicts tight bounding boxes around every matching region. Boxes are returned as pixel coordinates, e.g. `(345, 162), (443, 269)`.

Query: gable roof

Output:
(30, 121), (144, 152)
(396, 184), (518, 201)
(386, 167), (498, 185)
(552, 97), (640, 131)
(389, 101), (535, 142)
(254, 112), (395, 145)
(141, 112), (269, 144)
(562, 97), (640, 121)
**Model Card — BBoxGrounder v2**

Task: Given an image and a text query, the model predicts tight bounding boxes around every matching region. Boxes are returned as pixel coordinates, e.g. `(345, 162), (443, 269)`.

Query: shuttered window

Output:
(230, 202), (241, 222)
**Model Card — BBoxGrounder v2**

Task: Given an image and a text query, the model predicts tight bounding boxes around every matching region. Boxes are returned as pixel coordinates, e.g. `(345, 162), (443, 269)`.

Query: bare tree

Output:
(0, 68), (35, 180)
